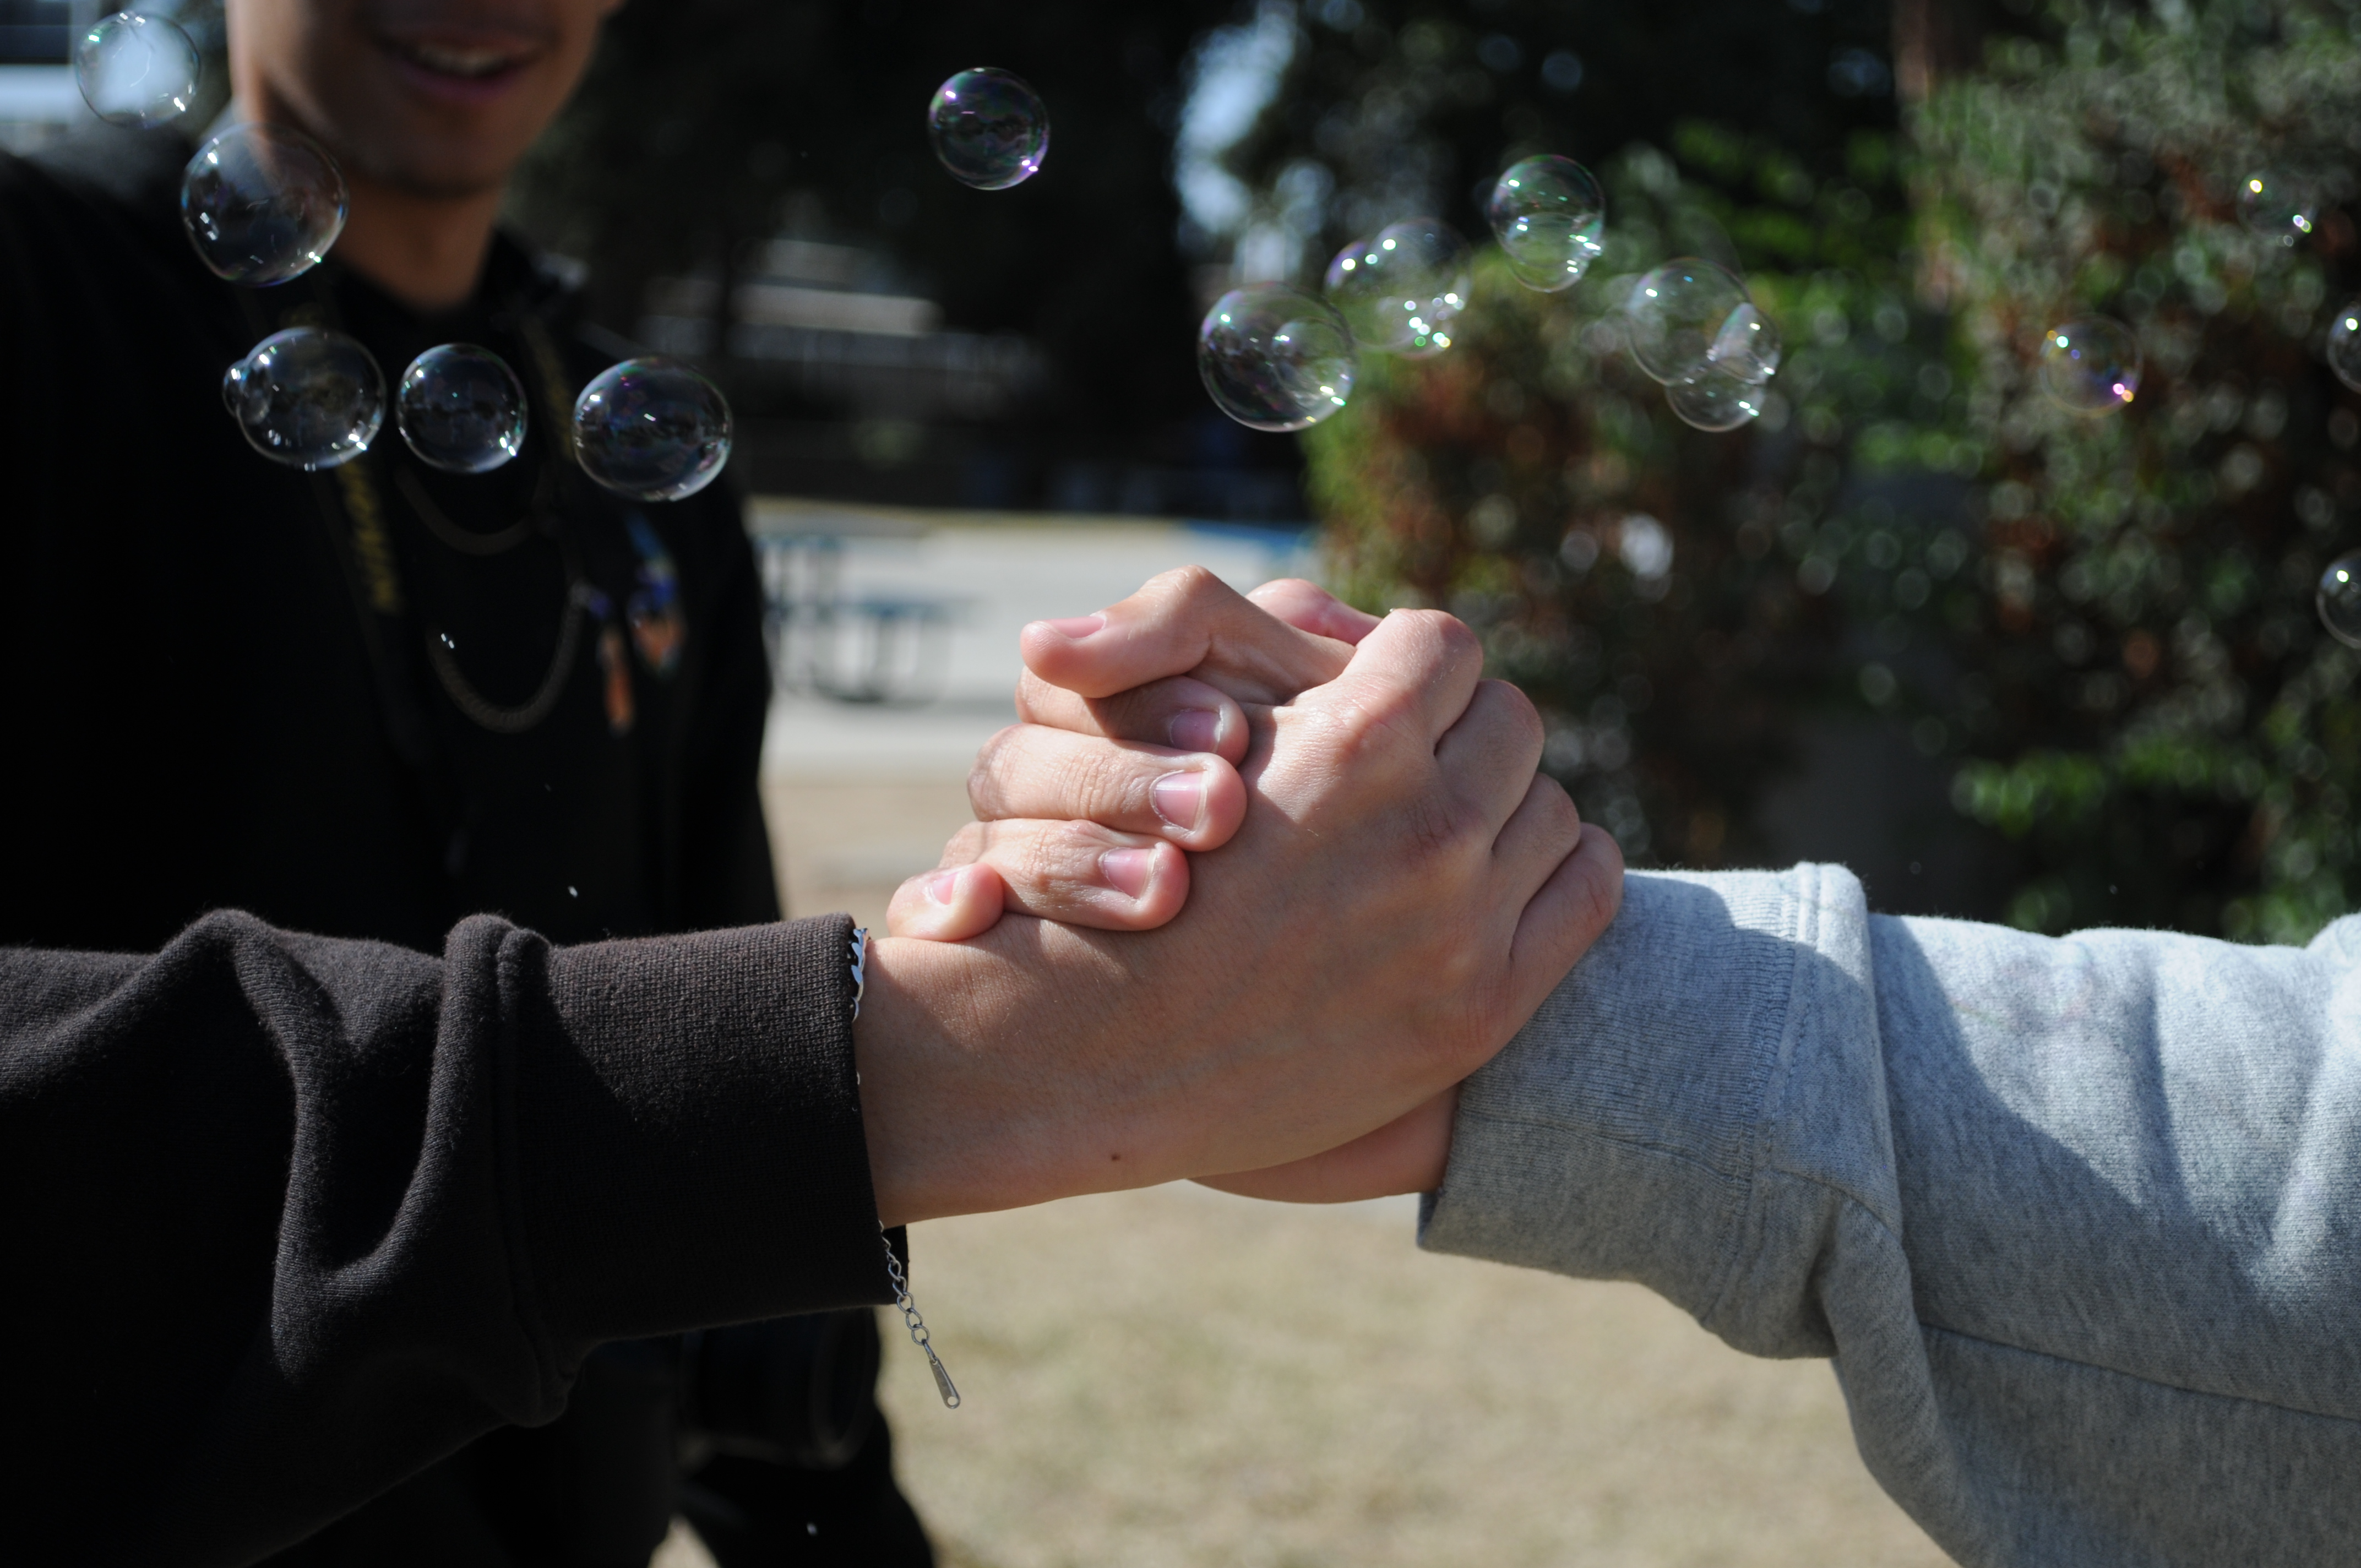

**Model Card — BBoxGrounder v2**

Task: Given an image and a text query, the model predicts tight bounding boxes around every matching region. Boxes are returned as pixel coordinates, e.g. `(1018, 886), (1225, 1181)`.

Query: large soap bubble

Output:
(74, 11), (200, 128)
(182, 123), (349, 286)
(2328, 303), (2361, 393)
(573, 358), (733, 502)
(1625, 258), (1751, 385)
(396, 345), (527, 475)
(928, 68), (1049, 190)
(2237, 171), (2316, 247)
(2321, 552), (2361, 650)
(1707, 300), (1782, 384)
(1197, 284), (1356, 432)
(1324, 218), (1471, 356)
(1486, 155), (1606, 293)
(1666, 367), (1767, 432)
(221, 328), (385, 470)
(2038, 317), (2141, 415)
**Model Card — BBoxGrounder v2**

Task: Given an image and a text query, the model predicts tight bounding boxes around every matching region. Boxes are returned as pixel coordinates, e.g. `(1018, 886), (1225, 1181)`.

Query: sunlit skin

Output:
(224, 0), (623, 312)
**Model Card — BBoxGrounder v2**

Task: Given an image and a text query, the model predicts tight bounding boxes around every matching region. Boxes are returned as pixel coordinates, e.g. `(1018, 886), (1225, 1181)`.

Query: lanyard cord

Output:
(234, 269), (603, 740)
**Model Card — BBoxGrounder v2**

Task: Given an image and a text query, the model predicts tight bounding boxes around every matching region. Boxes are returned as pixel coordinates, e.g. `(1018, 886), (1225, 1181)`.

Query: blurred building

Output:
(0, 0), (74, 153)
(638, 216), (1310, 523)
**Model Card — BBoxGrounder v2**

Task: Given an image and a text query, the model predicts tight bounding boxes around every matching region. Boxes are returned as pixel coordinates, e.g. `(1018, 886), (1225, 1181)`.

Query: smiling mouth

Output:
(380, 36), (537, 80)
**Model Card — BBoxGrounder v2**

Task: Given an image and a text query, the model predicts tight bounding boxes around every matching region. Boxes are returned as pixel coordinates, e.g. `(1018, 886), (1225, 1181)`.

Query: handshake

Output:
(847, 567), (1625, 1227)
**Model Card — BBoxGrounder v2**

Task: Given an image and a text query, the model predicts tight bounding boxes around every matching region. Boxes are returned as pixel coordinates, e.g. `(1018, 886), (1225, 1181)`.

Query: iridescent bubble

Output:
(74, 11), (200, 128)
(1485, 155), (1606, 293)
(1197, 284), (1356, 432)
(2321, 552), (2361, 650)
(1323, 218), (1471, 356)
(2328, 303), (2361, 394)
(2039, 317), (2141, 415)
(1664, 366), (1765, 432)
(1625, 259), (1750, 385)
(1708, 300), (1782, 384)
(573, 358), (733, 502)
(928, 68), (1048, 190)
(221, 328), (384, 470)
(2238, 171), (2317, 246)
(396, 345), (527, 475)
(182, 123), (349, 286)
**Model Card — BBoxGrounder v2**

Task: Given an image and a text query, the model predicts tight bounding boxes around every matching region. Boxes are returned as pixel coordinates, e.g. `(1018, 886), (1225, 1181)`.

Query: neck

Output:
(331, 173), (505, 315)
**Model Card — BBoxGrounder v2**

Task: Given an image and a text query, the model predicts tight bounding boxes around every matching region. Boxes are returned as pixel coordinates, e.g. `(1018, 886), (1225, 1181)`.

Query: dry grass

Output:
(877, 1186), (1951, 1568)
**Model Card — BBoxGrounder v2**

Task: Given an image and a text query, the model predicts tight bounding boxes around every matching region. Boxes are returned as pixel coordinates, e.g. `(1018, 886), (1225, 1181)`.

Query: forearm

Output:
(1422, 867), (2361, 1567)
(0, 909), (890, 1564)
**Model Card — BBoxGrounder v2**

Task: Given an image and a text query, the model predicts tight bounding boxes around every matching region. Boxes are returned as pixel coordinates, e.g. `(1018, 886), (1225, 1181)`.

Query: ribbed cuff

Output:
(502, 913), (895, 1346)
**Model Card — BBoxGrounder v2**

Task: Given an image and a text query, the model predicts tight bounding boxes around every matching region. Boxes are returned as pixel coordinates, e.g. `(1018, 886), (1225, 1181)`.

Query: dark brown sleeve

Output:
(0, 908), (887, 1566)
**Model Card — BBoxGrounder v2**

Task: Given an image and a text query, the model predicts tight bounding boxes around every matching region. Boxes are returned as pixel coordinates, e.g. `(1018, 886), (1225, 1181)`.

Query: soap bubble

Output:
(1625, 259), (1751, 385)
(2321, 553), (2361, 649)
(573, 358), (733, 502)
(1198, 284), (1356, 432)
(396, 345), (527, 475)
(2039, 317), (2141, 415)
(2237, 172), (2316, 246)
(74, 11), (200, 128)
(1664, 366), (1766, 432)
(1323, 218), (1471, 356)
(1486, 155), (1606, 293)
(1708, 300), (1782, 384)
(2328, 303), (2361, 393)
(928, 68), (1048, 190)
(182, 123), (349, 286)
(2322, 554), (2361, 649)
(221, 328), (385, 470)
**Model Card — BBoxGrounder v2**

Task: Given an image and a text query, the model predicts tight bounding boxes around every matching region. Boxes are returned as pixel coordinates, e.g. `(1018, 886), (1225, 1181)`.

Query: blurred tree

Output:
(1912, 0), (2361, 941)
(1279, 0), (2361, 941)
(1228, 1), (1957, 890)
(1208, 0), (1902, 275)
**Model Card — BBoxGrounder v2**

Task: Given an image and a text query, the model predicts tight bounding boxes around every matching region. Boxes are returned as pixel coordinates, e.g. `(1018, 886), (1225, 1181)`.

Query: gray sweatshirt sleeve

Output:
(1420, 865), (2361, 1567)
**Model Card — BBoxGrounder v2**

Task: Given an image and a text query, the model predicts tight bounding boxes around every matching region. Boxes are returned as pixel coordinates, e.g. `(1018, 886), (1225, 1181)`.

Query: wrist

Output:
(851, 933), (1095, 1227)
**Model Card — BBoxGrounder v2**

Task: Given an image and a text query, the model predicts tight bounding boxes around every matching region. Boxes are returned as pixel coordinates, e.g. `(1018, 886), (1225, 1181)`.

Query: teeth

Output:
(402, 41), (519, 78)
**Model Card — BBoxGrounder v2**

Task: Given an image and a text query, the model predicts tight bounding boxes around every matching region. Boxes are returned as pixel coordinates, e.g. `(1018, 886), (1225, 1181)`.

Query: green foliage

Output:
(1907, 0), (2361, 939)
(1304, 134), (1926, 867)
(1288, 0), (2361, 940)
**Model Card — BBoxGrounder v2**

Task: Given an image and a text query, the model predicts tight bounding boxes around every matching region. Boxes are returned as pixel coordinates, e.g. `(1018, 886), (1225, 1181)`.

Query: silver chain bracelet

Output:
(849, 927), (960, 1409)
(884, 1229), (960, 1408)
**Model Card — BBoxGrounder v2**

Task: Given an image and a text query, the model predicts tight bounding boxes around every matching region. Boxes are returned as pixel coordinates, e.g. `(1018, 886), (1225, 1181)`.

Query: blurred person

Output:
(0, 2), (1616, 1566)
(2, 0), (938, 1560)
(976, 572), (2361, 1568)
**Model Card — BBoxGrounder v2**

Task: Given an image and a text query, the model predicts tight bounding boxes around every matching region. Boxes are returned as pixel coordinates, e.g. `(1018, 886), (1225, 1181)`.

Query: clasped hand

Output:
(849, 569), (1623, 1226)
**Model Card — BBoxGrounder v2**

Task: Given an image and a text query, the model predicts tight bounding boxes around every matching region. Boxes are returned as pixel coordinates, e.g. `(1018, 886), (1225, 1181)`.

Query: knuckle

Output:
(967, 725), (1026, 809)
(1152, 563), (1227, 605)
(1012, 670), (1056, 723)
(1402, 607), (1481, 662)
(942, 822), (988, 863)
(1539, 776), (1582, 832)
(1491, 680), (1544, 745)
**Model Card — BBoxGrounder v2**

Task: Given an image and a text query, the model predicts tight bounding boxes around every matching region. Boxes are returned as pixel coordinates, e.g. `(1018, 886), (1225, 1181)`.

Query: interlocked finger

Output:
(1020, 565), (1357, 706)
(886, 819), (1190, 940)
(967, 723), (1245, 847)
(1013, 673), (1252, 762)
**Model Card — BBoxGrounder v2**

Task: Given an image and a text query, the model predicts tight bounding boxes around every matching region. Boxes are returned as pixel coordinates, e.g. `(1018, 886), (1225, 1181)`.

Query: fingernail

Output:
(1167, 707), (1222, 752)
(923, 868), (962, 905)
(1043, 613), (1105, 639)
(1151, 771), (1206, 832)
(1100, 847), (1155, 899)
